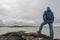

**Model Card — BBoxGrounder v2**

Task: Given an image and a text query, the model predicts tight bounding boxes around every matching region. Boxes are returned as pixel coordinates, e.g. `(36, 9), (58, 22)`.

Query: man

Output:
(38, 7), (54, 40)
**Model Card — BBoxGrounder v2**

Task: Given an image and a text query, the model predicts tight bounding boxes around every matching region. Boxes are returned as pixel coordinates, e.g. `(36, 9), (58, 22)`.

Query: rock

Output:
(0, 31), (60, 40)
(54, 39), (60, 40)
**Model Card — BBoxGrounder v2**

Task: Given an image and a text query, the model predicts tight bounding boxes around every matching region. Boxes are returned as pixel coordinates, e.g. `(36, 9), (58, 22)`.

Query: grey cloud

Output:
(0, 0), (60, 26)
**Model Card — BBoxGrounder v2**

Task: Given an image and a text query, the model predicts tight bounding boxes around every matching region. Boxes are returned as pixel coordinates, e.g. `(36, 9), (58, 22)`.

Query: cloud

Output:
(0, 0), (60, 26)
(2, 18), (36, 26)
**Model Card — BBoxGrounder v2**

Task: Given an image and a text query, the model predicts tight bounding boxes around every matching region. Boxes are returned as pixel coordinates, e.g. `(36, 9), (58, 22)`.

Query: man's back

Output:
(43, 8), (54, 21)
(38, 7), (54, 40)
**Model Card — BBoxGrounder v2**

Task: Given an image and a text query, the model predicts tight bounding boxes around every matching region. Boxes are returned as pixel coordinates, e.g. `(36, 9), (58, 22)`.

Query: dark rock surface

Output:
(0, 31), (60, 40)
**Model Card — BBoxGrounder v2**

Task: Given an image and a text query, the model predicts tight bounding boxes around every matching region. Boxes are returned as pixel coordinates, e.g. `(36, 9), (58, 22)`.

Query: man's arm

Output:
(43, 11), (47, 21)
(52, 12), (54, 21)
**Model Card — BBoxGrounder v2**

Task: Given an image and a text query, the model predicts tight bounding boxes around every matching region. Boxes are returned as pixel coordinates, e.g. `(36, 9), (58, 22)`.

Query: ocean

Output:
(0, 26), (60, 39)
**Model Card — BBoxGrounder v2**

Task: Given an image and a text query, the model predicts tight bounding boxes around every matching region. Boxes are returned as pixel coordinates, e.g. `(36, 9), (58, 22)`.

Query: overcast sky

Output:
(0, 0), (60, 26)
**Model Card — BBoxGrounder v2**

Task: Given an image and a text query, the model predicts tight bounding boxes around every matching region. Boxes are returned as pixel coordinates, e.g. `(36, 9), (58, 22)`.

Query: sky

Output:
(0, 0), (60, 26)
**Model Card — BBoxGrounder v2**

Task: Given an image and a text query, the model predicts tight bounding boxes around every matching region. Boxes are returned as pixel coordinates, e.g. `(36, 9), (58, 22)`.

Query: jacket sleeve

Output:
(43, 11), (47, 21)
(52, 12), (54, 21)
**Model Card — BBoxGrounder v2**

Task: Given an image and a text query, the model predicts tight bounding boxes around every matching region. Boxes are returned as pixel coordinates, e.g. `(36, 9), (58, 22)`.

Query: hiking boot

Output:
(37, 31), (41, 34)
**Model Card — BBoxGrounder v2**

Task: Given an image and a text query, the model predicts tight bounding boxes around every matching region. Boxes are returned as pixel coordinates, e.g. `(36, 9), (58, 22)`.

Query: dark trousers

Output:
(39, 20), (54, 40)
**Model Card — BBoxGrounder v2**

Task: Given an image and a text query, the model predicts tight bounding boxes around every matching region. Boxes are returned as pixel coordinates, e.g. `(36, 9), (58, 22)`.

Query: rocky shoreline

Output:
(0, 31), (60, 40)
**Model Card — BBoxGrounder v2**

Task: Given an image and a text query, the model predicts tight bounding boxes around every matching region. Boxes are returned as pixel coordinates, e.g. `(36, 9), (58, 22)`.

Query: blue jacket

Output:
(43, 10), (54, 21)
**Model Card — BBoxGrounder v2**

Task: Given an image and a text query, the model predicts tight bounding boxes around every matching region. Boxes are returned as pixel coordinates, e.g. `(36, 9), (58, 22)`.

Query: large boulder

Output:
(0, 31), (60, 40)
